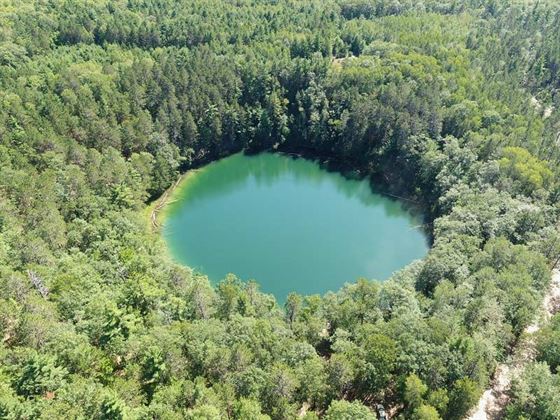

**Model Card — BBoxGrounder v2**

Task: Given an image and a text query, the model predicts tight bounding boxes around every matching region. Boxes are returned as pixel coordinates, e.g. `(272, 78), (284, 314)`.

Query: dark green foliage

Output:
(10, 352), (67, 398)
(0, 0), (559, 418)
(447, 378), (481, 420)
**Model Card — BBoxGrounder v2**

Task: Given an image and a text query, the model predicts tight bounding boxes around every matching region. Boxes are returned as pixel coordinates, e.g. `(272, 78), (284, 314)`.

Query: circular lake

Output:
(163, 153), (429, 301)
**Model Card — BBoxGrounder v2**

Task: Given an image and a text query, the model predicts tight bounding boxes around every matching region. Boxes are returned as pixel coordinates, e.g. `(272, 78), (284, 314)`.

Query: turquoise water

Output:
(163, 153), (428, 301)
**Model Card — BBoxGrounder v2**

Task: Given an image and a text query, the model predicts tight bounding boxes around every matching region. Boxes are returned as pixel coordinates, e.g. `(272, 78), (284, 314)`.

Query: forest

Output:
(1, 0), (560, 418)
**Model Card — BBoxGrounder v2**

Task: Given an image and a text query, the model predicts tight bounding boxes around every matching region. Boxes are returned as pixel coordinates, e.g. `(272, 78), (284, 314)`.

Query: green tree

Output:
(12, 352), (67, 398)
(285, 293), (303, 327)
(536, 313), (560, 373)
(234, 398), (270, 420)
(412, 404), (442, 420)
(359, 333), (397, 395)
(447, 378), (481, 420)
(324, 400), (376, 420)
(404, 374), (428, 410)
(140, 346), (169, 401)
(499, 147), (553, 195)
(505, 362), (560, 420)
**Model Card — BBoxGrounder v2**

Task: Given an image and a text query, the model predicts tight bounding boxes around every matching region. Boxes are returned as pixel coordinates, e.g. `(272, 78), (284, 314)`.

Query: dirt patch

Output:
(149, 172), (190, 231)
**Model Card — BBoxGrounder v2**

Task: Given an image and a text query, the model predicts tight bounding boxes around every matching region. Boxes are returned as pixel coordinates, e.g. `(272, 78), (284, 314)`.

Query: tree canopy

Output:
(1, 0), (560, 418)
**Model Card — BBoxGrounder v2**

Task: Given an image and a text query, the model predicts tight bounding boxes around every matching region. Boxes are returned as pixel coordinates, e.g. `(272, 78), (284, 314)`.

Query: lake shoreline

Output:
(273, 145), (434, 243)
(160, 152), (429, 300)
(147, 169), (200, 233)
(148, 147), (434, 245)
(204, 147), (432, 238)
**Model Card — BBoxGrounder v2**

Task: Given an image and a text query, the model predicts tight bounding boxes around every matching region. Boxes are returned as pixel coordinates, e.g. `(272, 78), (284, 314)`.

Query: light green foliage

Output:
(11, 351), (67, 398)
(499, 147), (553, 195)
(0, 0), (558, 419)
(140, 345), (169, 401)
(285, 293), (303, 327)
(405, 374), (428, 410)
(324, 400), (376, 420)
(505, 362), (560, 420)
(427, 389), (449, 417)
(234, 398), (270, 420)
(360, 332), (397, 395)
(413, 404), (442, 420)
(99, 392), (127, 420)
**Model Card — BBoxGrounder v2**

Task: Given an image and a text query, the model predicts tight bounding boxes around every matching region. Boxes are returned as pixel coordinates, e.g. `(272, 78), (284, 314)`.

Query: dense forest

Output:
(1, 0), (560, 418)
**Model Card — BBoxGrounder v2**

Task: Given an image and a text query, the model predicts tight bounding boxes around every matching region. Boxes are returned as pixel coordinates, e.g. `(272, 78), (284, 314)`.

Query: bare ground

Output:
(149, 173), (189, 231)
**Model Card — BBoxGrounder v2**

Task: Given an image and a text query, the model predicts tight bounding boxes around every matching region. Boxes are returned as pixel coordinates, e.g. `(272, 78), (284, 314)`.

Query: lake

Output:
(163, 152), (428, 301)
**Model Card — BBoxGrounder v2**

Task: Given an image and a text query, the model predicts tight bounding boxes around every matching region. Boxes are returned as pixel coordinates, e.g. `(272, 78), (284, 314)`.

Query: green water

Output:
(163, 153), (428, 301)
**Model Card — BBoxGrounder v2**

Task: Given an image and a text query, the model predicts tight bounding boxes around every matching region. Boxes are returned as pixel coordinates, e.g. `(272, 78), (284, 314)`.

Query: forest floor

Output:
(466, 269), (560, 420)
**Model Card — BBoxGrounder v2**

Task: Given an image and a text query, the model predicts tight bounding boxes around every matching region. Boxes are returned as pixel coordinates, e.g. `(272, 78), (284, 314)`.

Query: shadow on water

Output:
(169, 151), (428, 226)
(277, 149), (433, 243)
(163, 150), (431, 300)
(278, 149), (434, 244)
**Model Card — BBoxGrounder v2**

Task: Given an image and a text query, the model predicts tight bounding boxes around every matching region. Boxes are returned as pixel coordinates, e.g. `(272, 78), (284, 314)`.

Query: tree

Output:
(404, 374), (428, 410)
(141, 346), (169, 401)
(499, 147), (553, 195)
(147, 132), (181, 198)
(536, 313), (560, 373)
(1, 0), (560, 418)
(234, 398), (270, 420)
(99, 392), (127, 420)
(447, 378), (481, 420)
(359, 333), (397, 395)
(12, 352), (67, 398)
(505, 362), (560, 420)
(413, 404), (442, 420)
(0, 380), (24, 418)
(285, 293), (303, 327)
(324, 400), (376, 420)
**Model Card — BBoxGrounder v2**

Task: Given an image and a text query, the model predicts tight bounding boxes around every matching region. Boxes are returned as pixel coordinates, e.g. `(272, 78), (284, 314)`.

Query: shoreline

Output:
(147, 148), (432, 238)
(147, 170), (199, 233)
